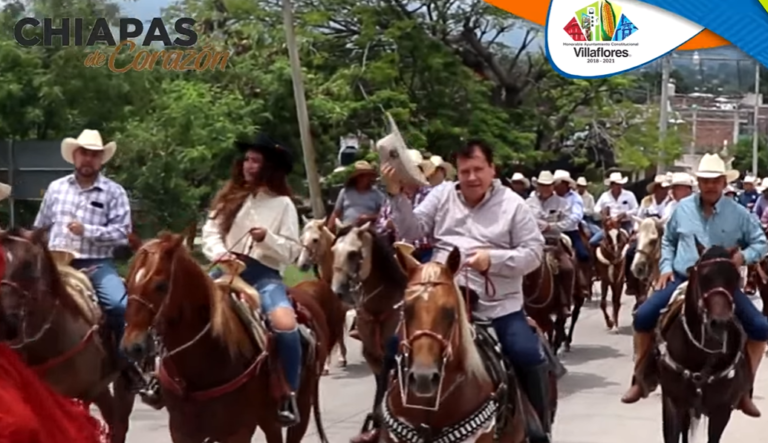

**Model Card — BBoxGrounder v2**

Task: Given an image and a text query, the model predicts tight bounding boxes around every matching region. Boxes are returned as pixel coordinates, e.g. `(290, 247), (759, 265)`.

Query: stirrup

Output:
(360, 412), (377, 433)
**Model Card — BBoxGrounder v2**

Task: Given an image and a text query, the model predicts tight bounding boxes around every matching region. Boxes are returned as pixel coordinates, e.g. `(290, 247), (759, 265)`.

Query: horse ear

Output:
(127, 232), (143, 252)
(694, 237), (706, 257)
(446, 247), (461, 275)
(29, 225), (51, 245)
(301, 214), (310, 225)
(359, 221), (372, 231)
(631, 215), (643, 225)
(169, 233), (186, 250)
(394, 244), (420, 274)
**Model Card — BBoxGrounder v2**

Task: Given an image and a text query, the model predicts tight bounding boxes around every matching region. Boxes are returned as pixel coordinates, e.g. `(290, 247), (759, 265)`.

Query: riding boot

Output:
(349, 316), (360, 341)
(275, 329), (302, 427)
(621, 331), (654, 404)
(738, 340), (765, 418)
(518, 363), (551, 443)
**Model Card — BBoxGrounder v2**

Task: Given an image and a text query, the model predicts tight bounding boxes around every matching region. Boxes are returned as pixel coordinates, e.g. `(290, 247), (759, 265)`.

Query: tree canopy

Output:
(0, 0), (671, 232)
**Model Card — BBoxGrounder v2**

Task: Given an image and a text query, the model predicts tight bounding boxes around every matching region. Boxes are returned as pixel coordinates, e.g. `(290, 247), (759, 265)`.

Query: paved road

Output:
(123, 299), (768, 442)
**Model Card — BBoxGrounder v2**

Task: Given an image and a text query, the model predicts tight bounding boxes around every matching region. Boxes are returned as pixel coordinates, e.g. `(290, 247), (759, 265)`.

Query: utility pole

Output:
(658, 55), (671, 174)
(280, 0), (325, 218)
(690, 105), (698, 156)
(753, 62), (761, 177)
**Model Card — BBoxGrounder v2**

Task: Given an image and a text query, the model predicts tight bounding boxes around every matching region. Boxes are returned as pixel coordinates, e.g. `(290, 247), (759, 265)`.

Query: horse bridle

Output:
(684, 257), (738, 354)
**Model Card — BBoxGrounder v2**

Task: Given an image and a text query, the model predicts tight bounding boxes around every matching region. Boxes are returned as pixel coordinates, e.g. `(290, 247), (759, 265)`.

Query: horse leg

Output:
(704, 408), (731, 443)
(338, 330), (347, 368)
(611, 280), (622, 333)
(260, 423), (284, 443)
(93, 388), (116, 435)
(661, 396), (682, 443)
(565, 295), (585, 352)
(600, 278), (613, 330)
(109, 374), (136, 443)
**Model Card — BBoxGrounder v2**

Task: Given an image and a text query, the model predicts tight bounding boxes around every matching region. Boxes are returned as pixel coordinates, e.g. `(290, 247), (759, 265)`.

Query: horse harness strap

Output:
(382, 396), (499, 443)
(656, 336), (743, 392)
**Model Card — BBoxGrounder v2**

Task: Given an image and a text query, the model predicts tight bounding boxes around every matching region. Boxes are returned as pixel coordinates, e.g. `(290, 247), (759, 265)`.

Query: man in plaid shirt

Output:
(33, 130), (145, 390)
(377, 183), (434, 262)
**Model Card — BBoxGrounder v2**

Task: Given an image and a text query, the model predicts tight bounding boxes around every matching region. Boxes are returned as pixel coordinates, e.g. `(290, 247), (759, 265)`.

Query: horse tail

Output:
(312, 378), (330, 443)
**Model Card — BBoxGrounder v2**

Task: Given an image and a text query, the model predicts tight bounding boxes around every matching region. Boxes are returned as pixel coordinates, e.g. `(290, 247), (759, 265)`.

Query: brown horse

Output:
(382, 247), (527, 442)
(630, 217), (664, 310)
(523, 243), (569, 353)
(0, 227), (135, 442)
(594, 220), (630, 331)
(647, 246), (750, 442)
(744, 226), (768, 316)
(297, 217), (348, 373)
(562, 224), (597, 352)
(121, 232), (333, 443)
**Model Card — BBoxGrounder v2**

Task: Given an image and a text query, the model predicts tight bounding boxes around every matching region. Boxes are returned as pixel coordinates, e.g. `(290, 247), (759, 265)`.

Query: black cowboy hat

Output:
(235, 133), (294, 174)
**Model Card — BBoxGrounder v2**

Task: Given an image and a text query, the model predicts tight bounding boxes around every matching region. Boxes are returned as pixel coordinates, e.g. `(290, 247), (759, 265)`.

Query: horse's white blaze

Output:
(134, 267), (146, 284)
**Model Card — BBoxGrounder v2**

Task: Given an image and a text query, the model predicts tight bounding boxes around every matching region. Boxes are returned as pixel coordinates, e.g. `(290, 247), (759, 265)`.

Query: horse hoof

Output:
(322, 367), (330, 376)
(611, 326), (619, 334)
(564, 343), (571, 352)
(338, 359), (347, 368)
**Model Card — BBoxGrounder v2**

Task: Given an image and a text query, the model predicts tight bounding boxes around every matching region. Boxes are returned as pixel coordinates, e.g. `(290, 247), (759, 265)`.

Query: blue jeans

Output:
(634, 273), (768, 341)
(71, 259), (126, 345)
(493, 310), (546, 368)
(625, 240), (637, 275)
(588, 221), (633, 247)
(211, 257), (301, 391)
(564, 230), (590, 263)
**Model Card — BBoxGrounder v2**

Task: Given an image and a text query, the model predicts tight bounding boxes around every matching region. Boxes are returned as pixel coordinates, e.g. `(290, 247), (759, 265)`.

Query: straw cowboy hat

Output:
(61, 129), (116, 165)
(576, 177), (589, 187)
(669, 172), (694, 187)
(408, 150), (436, 179)
(553, 170), (576, 187)
(743, 175), (758, 184)
(236, 133), (294, 173)
(646, 174), (671, 193)
(695, 153), (740, 183)
(428, 155), (455, 180)
(345, 160), (378, 185)
(536, 171), (555, 186)
(604, 172), (628, 185)
(0, 182), (10, 201)
(510, 172), (530, 188)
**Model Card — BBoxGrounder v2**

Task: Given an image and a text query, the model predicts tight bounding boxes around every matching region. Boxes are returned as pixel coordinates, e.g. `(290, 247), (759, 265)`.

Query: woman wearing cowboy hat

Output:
(327, 161), (385, 232)
(625, 154), (768, 417)
(201, 133), (304, 425)
(588, 172), (639, 247)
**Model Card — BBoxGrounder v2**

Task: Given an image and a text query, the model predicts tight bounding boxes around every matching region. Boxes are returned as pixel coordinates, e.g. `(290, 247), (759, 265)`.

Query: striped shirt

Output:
(33, 174), (131, 259)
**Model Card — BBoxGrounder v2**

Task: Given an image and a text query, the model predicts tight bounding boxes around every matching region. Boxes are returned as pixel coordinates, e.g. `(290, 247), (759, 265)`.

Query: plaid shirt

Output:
(377, 186), (432, 248)
(33, 174), (131, 259)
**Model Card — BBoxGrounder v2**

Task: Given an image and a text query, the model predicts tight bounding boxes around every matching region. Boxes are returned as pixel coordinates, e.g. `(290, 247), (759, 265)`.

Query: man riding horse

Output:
(32, 129), (146, 393)
(553, 170), (590, 303)
(355, 140), (551, 443)
(622, 154), (768, 418)
(589, 172), (638, 248)
(526, 170), (575, 318)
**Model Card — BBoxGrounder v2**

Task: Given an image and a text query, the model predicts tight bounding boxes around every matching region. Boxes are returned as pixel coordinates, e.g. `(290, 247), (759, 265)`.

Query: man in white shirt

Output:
(588, 172), (639, 247)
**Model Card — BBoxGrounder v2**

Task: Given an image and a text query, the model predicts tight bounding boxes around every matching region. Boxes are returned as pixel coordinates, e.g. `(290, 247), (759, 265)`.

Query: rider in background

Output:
(625, 175), (671, 296)
(383, 140), (551, 442)
(510, 172), (531, 199)
(576, 176), (597, 229)
(738, 175), (759, 211)
(661, 172), (694, 223)
(553, 170), (590, 303)
(376, 150), (434, 262)
(588, 172), (638, 247)
(327, 161), (384, 231)
(527, 171), (575, 318)
(33, 129), (144, 390)
(426, 154), (455, 187)
(201, 134), (302, 426)
(622, 154), (768, 418)
(753, 183), (768, 218)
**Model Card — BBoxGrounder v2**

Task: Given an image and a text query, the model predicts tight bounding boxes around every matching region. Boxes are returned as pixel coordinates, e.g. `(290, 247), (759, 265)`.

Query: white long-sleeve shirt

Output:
(202, 191), (300, 273)
(595, 189), (639, 219)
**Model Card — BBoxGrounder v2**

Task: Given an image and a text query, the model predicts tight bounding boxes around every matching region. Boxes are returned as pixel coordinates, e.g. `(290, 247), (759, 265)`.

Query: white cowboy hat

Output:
(576, 177), (589, 187)
(428, 155), (455, 180)
(0, 182), (10, 201)
(510, 172), (530, 188)
(669, 172), (694, 187)
(604, 172), (628, 185)
(536, 171), (555, 186)
(553, 170), (575, 187)
(646, 174), (671, 193)
(695, 153), (740, 183)
(724, 184), (738, 195)
(407, 150), (436, 179)
(61, 129), (116, 165)
(743, 175), (758, 184)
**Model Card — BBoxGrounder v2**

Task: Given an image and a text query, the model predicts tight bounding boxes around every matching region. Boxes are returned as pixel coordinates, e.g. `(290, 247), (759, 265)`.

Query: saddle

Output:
(659, 282), (688, 332)
(50, 250), (101, 326)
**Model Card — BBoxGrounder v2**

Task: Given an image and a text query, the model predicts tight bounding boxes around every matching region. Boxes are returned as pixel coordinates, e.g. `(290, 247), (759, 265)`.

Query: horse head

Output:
(687, 242), (741, 329)
(0, 226), (76, 343)
(393, 247), (489, 405)
(297, 216), (334, 273)
(631, 216), (664, 280)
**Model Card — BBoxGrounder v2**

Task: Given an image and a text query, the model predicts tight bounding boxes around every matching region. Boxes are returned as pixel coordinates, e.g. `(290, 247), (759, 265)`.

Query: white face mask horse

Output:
(631, 216), (664, 281)
(330, 222), (375, 305)
(297, 216), (334, 273)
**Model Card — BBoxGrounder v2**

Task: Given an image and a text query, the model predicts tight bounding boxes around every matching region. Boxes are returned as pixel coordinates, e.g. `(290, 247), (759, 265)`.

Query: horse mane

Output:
(417, 262), (489, 383)
(156, 233), (253, 358)
(636, 218), (660, 242)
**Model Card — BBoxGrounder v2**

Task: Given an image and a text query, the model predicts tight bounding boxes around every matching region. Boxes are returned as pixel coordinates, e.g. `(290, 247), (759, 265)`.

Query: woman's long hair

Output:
(210, 151), (293, 235)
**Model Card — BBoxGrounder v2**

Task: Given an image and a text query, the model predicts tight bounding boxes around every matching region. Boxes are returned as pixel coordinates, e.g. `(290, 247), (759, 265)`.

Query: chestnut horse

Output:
(523, 244), (568, 354)
(382, 247), (527, 442)
(297, 217), (348, 373)
(594, 220), (630, 331)
(0, 227), (135, 442)
(121, 232), (333, 443)
(649, 246), (750, 442)
(630, 217), (664, 311)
